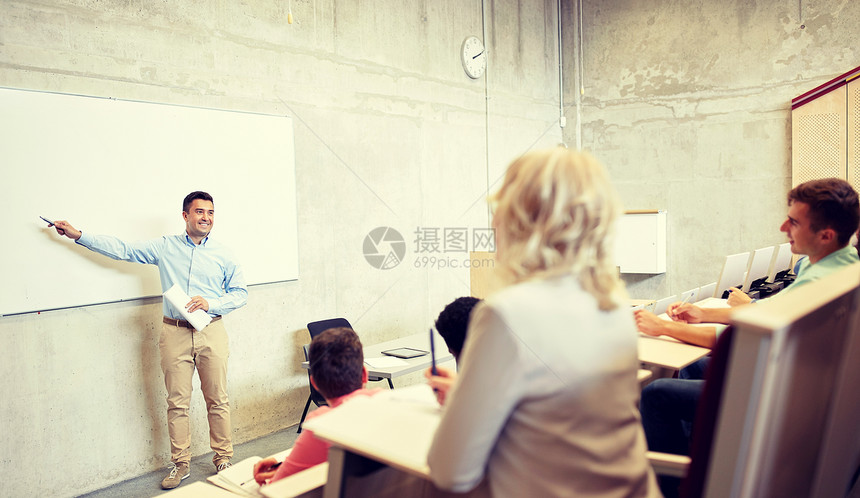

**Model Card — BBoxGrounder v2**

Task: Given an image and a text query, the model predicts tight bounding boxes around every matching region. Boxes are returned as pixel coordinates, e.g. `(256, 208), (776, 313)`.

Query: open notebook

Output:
(206, 449), (292, 496)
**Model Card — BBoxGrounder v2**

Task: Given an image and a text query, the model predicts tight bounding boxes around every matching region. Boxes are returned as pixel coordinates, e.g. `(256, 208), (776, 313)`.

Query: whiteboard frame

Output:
(0, 87), (299, 316)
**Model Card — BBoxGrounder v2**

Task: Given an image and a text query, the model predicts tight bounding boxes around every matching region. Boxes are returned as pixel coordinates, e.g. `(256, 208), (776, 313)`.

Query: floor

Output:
(80, 423), (302, 498)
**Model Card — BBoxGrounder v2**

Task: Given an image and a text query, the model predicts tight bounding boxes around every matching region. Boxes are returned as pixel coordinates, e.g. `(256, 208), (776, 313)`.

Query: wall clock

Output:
(461, 36), (487, 79)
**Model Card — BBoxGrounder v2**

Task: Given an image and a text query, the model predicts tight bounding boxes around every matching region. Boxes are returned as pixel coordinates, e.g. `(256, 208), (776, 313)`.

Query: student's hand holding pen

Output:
(425, 366), (457, 406)
(666, 301), (704, 323)
(253, 457), (282, 485)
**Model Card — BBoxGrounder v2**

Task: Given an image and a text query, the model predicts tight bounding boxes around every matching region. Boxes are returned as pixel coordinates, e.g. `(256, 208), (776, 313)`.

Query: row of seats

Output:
(636, 283), (718, 316)
(641, 242), (797, 314)
(714, 242), (795, 299)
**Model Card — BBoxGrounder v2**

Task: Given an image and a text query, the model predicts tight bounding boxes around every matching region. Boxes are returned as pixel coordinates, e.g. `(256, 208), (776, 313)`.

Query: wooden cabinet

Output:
(791, 66), (860, 191)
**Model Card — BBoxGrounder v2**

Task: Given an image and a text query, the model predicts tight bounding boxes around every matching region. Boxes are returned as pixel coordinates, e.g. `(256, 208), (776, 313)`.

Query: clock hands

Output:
(472, 51), (485, 59)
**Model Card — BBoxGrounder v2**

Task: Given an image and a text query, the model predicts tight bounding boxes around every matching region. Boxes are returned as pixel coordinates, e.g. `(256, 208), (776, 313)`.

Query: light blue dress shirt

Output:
(787, 245), (859, 290)
(76, 232), (248, 319)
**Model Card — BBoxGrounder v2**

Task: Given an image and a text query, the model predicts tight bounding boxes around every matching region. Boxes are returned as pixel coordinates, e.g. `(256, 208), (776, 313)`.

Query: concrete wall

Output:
(0, 1), (563, 496)
(1, 0), (859, 496)
(564, 0), (860, 299)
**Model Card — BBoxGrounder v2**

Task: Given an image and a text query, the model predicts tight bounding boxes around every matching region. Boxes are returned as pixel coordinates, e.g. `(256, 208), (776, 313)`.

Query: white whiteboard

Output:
(0, 87), (298, 315)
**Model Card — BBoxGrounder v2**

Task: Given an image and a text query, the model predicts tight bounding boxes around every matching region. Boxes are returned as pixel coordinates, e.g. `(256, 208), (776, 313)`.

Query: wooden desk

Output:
(696, 297), (730, 309)
(303, 331), (455, 384)
(159, 481), (241, 497)
(637, 334), (710, 371)
(636, 297), (727, 375)
(304, 385), (440, 498)
(306, 371), (660, 497)
(260, 464), (329, 498)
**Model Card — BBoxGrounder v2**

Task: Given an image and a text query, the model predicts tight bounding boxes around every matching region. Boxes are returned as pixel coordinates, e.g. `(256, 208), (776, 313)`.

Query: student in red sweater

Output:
(253, 327), (380, 484)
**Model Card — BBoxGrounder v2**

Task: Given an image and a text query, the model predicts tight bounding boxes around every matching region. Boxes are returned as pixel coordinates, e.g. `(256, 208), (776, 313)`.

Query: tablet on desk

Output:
(382, 347), (428, 359)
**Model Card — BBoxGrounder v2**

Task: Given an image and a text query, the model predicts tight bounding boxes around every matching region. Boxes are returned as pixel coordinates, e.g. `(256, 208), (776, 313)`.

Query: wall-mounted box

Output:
(615, 210), (667, 274)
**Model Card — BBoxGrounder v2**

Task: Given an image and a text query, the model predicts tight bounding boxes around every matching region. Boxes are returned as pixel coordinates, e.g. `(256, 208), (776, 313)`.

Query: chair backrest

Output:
(308, 317), (387, 384)
(685, 265), (860, 497)
(303, 344), (328, 407)
(653, 295), (678, 316)
(742, 246), (776, 292)
(307, 317), (352, 339)
(714, 252), (752, 298)
(679, 288), (698, 305)
(697, 282), (717, 301)
(767, 242), (793, 282)
(303, 318), (354, 413)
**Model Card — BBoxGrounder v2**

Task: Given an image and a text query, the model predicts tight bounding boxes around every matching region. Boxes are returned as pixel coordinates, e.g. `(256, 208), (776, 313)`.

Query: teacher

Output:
(52, 191), (247, 490)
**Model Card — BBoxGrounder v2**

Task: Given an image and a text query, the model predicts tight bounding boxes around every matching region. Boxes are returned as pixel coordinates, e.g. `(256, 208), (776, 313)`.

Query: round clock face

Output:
(461, 36), (486, 79)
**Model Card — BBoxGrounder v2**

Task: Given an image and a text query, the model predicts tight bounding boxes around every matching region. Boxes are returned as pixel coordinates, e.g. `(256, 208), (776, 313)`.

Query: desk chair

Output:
(653, 295), (678, 316)
(307, 317), (393, 389)
(297, 344), (327, 434)
(714, 252), (752, 299)
(299, 318), (352, 433)
(306, 318), (394, 384)
(679, 288), (698, 305)
(696, 282), (717, 301)
(766, 242), (792, 283)
(298, 318), (354, 433)
(307, 317), (352, 340)
(742, 246), (775, 293)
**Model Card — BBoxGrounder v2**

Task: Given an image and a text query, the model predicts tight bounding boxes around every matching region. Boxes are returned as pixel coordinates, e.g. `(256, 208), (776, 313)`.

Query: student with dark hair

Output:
(51, 191), (247, 489)
(253, 327), (380, 485)
(435, 296), (480, 363)
(425, 296), (480, 404)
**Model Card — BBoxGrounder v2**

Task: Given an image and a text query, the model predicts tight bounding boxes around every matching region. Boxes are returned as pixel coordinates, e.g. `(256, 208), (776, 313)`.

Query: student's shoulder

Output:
(304, 404), (334, 423)
(484, 274), (583, 311)
(345, 388), (383, 402)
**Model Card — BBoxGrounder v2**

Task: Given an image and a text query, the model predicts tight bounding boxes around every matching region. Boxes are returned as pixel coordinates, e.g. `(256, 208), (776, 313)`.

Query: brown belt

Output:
(163, 315), (222, 329)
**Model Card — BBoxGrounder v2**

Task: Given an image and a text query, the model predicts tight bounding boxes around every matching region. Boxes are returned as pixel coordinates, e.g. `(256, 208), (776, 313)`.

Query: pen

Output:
(669, 293), (693, 319)
(429, 327), (438, 376)
(40, 216), (55, 227)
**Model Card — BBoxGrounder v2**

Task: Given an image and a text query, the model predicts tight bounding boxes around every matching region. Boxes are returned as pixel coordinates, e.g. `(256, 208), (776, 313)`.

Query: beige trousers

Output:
(159, 319), (232, 465)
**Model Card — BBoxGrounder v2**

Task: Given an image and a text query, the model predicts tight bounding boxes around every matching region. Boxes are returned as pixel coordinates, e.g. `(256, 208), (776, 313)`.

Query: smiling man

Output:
(635, 178), (860, 348)
(51, 191), (247, 490)
(636, 178), (859, 498)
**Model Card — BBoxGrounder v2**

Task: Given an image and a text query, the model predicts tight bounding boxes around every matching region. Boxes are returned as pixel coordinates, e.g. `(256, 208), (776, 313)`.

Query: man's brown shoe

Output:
(214, 457), (232, 473)
(161, 462), (190, 489)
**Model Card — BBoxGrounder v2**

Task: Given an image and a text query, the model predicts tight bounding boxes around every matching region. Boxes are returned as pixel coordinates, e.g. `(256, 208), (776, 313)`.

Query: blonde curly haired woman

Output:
(427, 148), (659, 497)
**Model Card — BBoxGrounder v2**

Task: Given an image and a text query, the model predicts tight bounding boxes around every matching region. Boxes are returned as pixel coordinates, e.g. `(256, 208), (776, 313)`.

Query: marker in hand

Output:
(40, 216), (55, 227)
